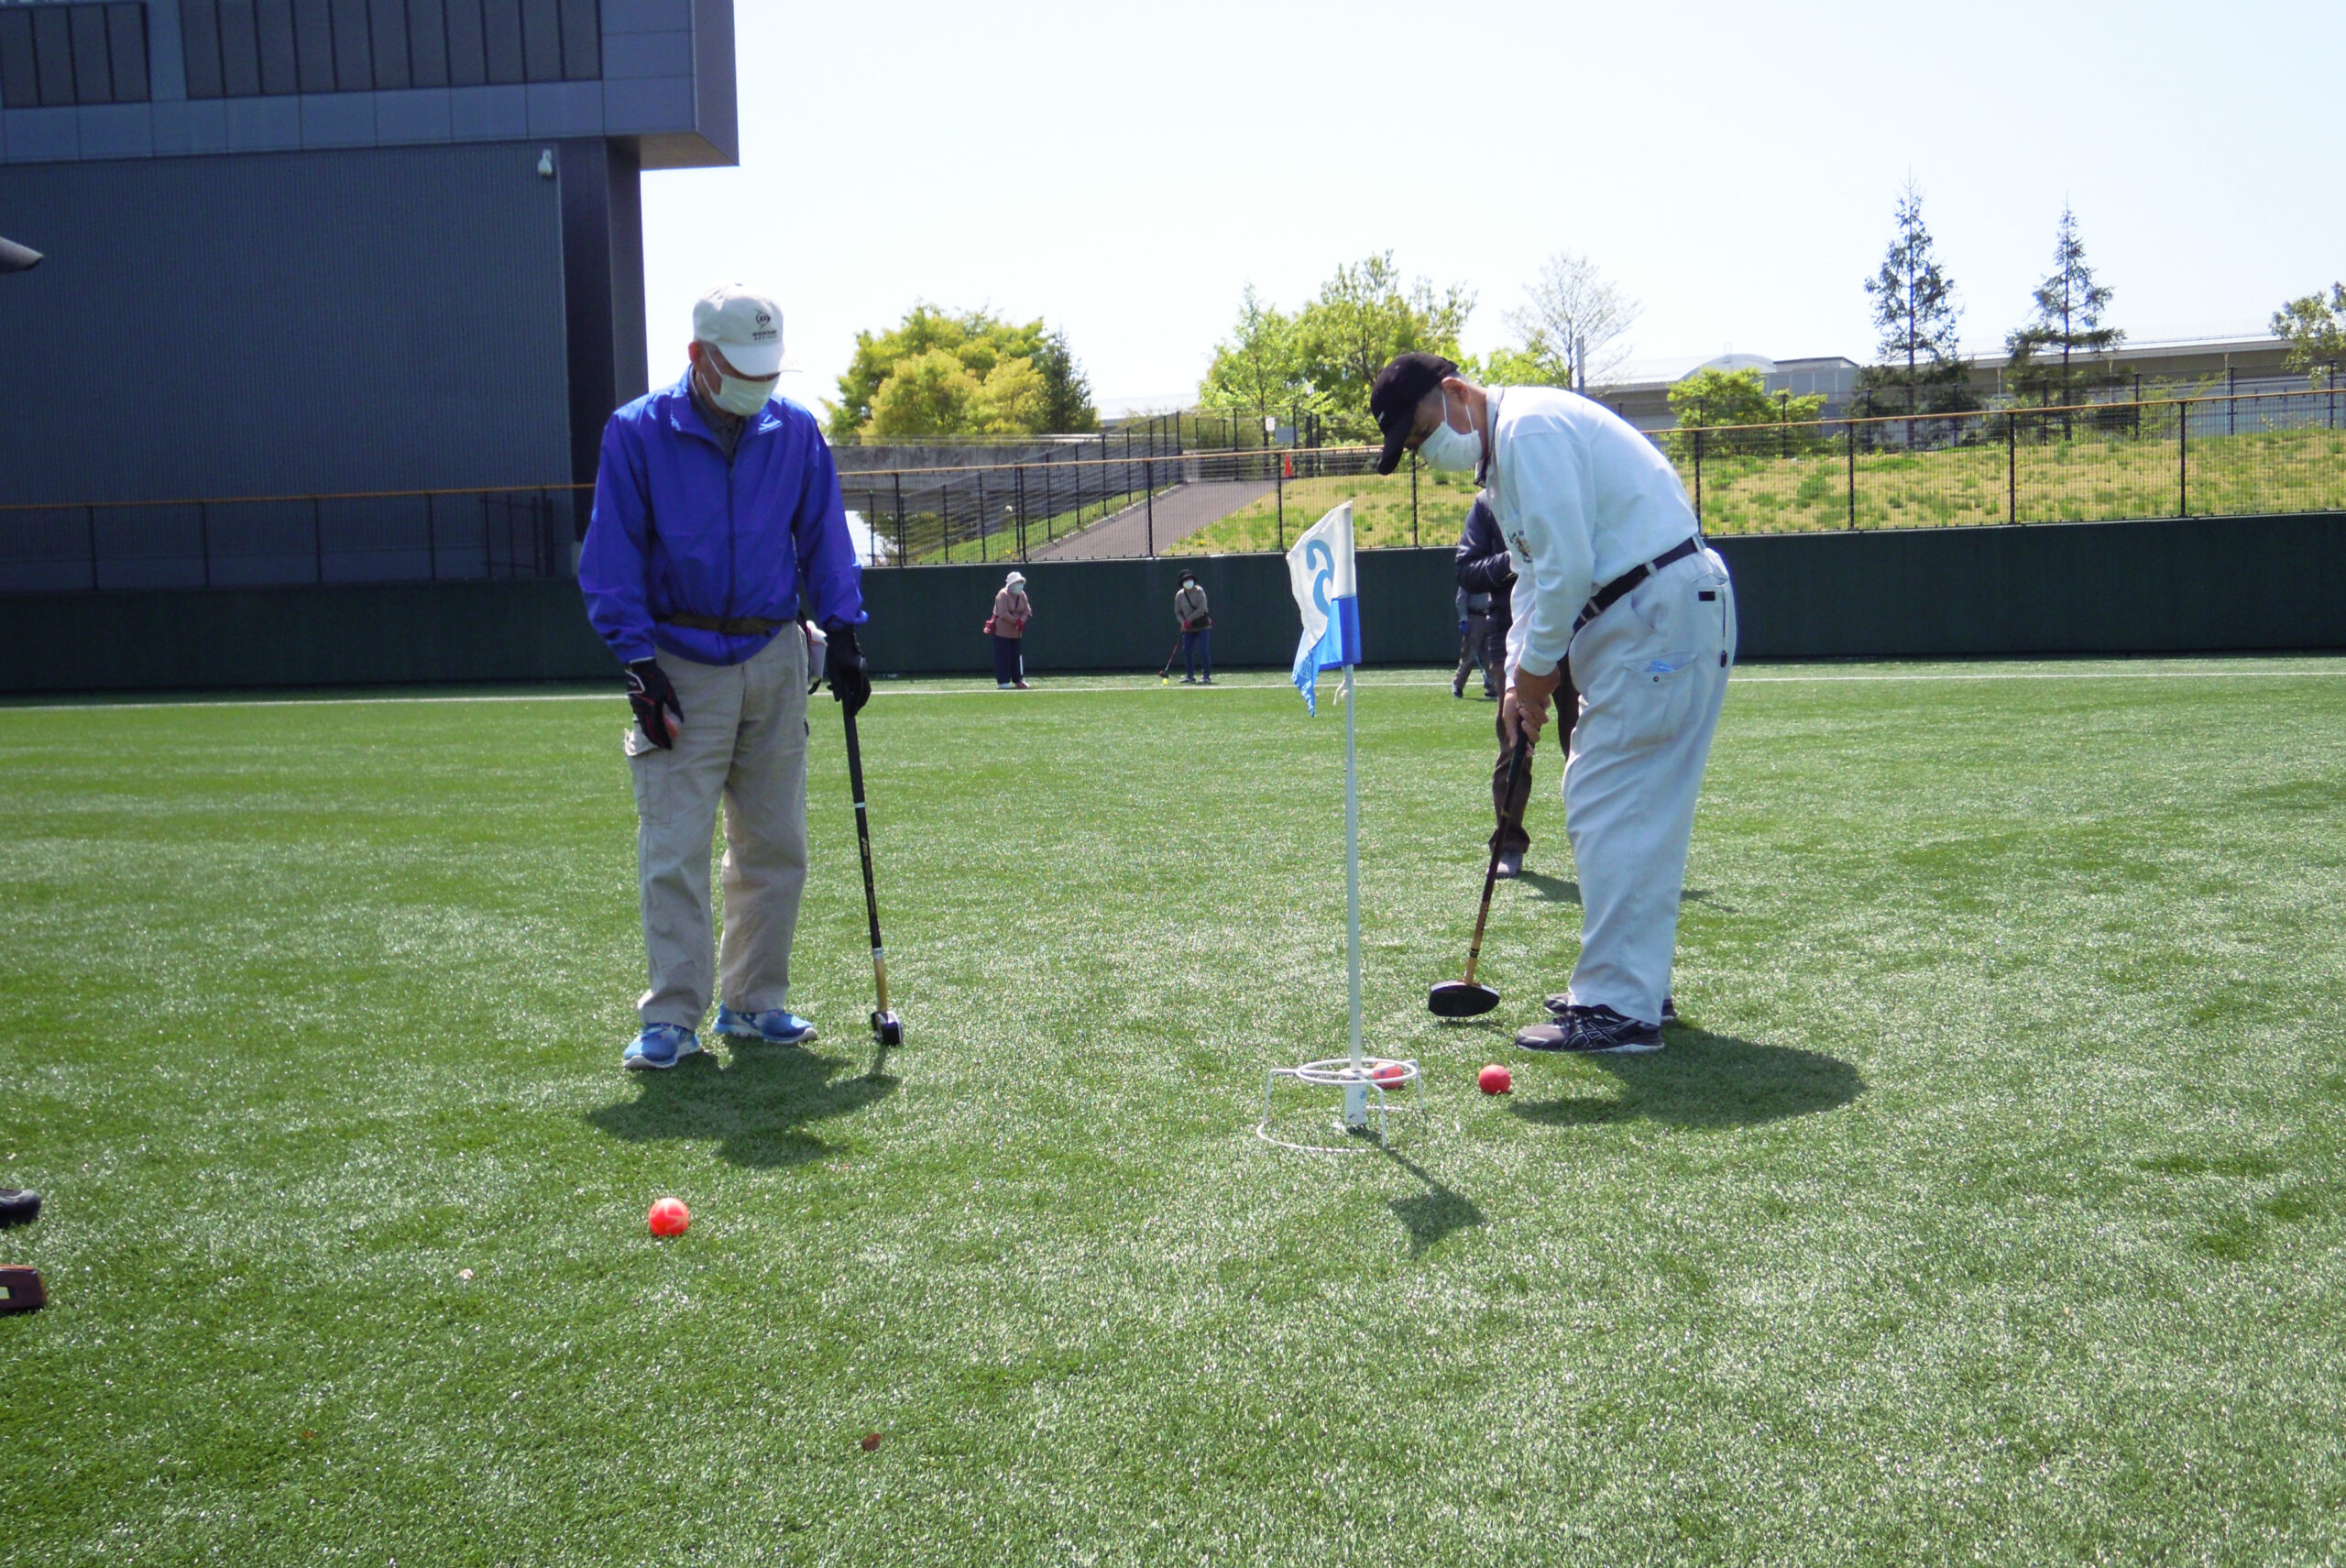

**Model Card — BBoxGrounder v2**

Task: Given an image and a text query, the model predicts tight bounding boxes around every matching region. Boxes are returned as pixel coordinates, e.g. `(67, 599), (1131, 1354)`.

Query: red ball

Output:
(647, 1197), (691, 1237)
(1371, 1061), (1408, 1084)
(1477, 1064), (1512, 1095)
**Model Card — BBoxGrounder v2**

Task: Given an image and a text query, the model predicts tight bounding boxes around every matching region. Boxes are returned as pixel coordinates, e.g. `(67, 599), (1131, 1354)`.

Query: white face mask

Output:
(700, 353), (774, 418)
(1417, 394), (1482, 473)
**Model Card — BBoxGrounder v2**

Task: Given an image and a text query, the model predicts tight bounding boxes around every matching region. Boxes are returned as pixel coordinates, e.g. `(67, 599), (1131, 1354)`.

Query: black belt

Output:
(1572, 538), (1703, 635)
(657, 613), (791, 637)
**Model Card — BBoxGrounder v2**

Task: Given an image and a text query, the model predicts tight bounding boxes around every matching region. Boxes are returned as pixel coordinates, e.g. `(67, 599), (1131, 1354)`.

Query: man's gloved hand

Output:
(625, 658), (684, 749)
(822, 620), (872, 718)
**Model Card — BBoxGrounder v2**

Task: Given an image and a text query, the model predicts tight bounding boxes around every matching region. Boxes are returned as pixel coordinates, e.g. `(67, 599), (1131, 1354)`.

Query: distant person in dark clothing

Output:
(1456, 490), (1573, 878)
(1174, 569), (1213, 684)
(1453, 584), (1496, 699)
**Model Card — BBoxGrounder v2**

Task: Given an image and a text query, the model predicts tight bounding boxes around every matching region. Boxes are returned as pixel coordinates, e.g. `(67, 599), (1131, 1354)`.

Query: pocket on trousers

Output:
(1609, 652), (1701, 751)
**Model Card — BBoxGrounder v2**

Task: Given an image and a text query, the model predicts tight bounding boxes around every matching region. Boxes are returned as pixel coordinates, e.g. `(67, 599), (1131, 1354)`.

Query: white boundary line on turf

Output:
(8, 663), (2345, 712)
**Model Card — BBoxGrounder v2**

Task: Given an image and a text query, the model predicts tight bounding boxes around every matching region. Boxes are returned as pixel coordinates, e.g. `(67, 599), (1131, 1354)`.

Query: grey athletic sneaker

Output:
(1516, 1004), (1664, 1055)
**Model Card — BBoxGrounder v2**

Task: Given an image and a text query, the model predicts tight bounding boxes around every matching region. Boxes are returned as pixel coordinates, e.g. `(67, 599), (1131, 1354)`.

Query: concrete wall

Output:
(5, 512), (2341, 693)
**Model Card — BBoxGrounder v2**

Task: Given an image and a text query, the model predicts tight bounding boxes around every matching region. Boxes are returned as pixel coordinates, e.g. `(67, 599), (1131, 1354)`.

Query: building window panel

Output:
(106, 4), (150, 102)
(32, 6), (78, 107)
(365, 0), (408, 87)
(328, 0), (372, 90)
(407, 0), (450, 86)
(68, 4), (113, 104)
(2, 9), (48, 109)
(176, 3), (221, 97)
(444, 0), (486, 85)
(519, 0), (560, 81)
(291, 0), (334, 92)
(557, 0), (596, 80)
(218, 0), (263, 95)
(255, 0), (300, 93)
(479, 0), (523, 84)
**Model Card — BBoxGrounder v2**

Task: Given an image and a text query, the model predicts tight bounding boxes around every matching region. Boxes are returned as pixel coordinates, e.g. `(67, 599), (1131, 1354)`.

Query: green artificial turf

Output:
(4, 659), (2344, 1565)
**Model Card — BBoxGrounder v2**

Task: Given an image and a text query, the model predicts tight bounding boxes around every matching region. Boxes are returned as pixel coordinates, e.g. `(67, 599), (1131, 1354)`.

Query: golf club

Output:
(1158, 636), (1183, 685)
(841, 704), (903, 1046)
(1428, 735), (1532, 1018)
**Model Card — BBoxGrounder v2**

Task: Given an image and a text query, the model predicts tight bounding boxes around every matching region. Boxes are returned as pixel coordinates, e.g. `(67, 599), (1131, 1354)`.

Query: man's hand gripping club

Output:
(1502, 663), (1566, 751)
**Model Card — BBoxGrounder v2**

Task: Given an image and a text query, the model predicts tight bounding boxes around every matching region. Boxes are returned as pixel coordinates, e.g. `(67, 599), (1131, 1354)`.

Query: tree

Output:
(1197, 257), (1473, 437)
(1665, 368), (1825, 457)
(2005, 205), (2122, 424)
(829, 304), (1093, 439)
(1478, 343), (1572, 388)
(864, 349), (982, 438)
(1856, 181), (1976, 432)
(1030, 328), (1099, 433)
(2271, 282), (2346, 378)
(1288, 253), (1473, 436)
(1197, 285), (1303, 418)
(1502, 252), (1640, 390)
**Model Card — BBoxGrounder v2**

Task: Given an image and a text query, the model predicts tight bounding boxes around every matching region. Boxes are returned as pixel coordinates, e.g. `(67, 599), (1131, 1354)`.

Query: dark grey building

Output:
(0, 0), (734, 590)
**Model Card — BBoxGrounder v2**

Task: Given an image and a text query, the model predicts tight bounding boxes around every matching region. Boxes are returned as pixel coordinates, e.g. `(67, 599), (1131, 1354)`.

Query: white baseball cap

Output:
(692, 284), (791, 377)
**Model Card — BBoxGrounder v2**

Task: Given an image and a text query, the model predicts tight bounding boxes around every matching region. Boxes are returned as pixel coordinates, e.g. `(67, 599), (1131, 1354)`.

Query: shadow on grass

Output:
(586, 1045), (898, 1168)
(1513, 872), (1580, 905)
(1508, 1026), (1862, 1131)
(1509, 878), (1711, 908)
(1379, 1146), (1485, 1255)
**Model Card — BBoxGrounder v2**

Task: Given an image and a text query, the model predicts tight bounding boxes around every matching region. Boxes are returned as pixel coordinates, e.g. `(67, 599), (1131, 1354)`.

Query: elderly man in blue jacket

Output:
(578, 284), (871, 1070)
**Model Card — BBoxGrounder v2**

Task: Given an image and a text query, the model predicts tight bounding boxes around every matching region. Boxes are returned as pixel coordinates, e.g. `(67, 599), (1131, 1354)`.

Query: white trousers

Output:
(1561, 546), (1736, 1025)
(625, 630), (809, 1028)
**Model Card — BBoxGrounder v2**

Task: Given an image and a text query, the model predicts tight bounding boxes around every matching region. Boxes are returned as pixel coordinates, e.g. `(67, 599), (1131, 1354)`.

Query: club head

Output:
(0, 1265), (46, 1314)
(871, 1010), (903, 1047)
(1427, 981), (1502, 1019)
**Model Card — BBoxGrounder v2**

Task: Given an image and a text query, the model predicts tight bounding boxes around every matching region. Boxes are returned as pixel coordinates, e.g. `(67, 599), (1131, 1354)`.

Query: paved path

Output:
(1029, 480), (1273, 561)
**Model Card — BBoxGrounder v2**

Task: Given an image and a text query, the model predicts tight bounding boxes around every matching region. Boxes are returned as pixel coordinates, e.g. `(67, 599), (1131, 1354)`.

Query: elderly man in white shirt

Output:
(1371, 353), (1737, 1054)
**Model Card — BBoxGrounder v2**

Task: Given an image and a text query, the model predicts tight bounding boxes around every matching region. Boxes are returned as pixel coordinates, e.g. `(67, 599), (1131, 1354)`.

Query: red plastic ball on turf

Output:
(1478, 1064), (1512, 1095)
(648, 1197), (691, 1237)
(1372, 1062), (1408, 1084)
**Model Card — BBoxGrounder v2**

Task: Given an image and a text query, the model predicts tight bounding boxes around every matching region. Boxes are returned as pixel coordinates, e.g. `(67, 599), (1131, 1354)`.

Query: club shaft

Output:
(1462, 737), (1533, 986)
(843, 708), (889, 1013)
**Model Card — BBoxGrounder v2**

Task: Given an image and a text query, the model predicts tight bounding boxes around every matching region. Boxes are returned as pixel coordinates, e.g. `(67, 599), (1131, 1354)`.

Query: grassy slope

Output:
(3, 663), (2343, 1565)
(1172, 429), (2346, 554)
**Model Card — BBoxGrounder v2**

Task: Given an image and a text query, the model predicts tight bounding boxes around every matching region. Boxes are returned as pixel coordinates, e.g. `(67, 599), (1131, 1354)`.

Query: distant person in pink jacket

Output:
(988, 570), (1033, 689)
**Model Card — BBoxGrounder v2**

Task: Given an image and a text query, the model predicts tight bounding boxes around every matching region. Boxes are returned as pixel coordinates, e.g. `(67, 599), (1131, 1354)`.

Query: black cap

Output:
(1369, 351), (1456, 474)
(0, 236), (41, 274)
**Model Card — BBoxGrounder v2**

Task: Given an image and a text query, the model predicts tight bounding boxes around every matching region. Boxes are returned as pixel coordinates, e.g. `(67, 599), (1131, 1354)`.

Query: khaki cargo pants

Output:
(625, 630), (809, 1029)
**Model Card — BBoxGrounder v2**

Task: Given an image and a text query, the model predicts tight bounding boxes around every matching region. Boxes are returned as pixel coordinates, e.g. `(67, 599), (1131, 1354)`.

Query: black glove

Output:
(822, 620), (872, 718)
(625, 658), (683, 749)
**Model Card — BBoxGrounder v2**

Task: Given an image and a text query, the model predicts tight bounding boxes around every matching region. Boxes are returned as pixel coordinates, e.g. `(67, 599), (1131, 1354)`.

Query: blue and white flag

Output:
(1288, 502), (1361, 715)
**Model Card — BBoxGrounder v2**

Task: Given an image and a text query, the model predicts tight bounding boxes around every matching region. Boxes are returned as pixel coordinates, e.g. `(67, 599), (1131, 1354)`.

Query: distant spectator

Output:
(1453, 582), (1496, 699)
(1174, 568), (1213, 685)
(988, 570), (1034, 689)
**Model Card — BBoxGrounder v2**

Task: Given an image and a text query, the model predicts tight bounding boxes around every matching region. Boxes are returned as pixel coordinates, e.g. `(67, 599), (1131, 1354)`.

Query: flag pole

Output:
(1342, 663), (1367, 1128)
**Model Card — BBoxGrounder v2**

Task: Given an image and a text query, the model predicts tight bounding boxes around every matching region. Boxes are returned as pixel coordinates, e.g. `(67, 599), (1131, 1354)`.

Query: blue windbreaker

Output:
(578, 370), (866, 668)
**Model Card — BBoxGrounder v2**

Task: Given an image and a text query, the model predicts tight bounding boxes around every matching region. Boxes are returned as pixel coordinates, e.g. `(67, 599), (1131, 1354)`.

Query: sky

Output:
(641, 0), (2346, 418)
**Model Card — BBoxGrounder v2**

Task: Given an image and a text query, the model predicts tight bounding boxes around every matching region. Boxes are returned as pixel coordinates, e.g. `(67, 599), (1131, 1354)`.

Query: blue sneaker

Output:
(623, 1022), (702, 1070)
(714, 1005), (818, 1046)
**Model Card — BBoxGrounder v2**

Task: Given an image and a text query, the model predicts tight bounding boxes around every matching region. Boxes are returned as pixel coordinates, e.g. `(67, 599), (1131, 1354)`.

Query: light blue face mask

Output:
(1417, 394), (1482, 473)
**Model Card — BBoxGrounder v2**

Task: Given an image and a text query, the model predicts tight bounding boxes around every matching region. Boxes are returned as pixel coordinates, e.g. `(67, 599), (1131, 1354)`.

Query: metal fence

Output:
(0, 485), (573, 594)
(5, 388), (2337, 595)
(1676, 385), (2346, 535)
(839, 443), (1372, 565)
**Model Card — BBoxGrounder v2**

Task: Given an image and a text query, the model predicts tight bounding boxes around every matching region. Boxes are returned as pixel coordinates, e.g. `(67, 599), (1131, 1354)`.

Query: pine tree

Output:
(1856, 181), (1975, 438)
(2005, 205), (2122, 431)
